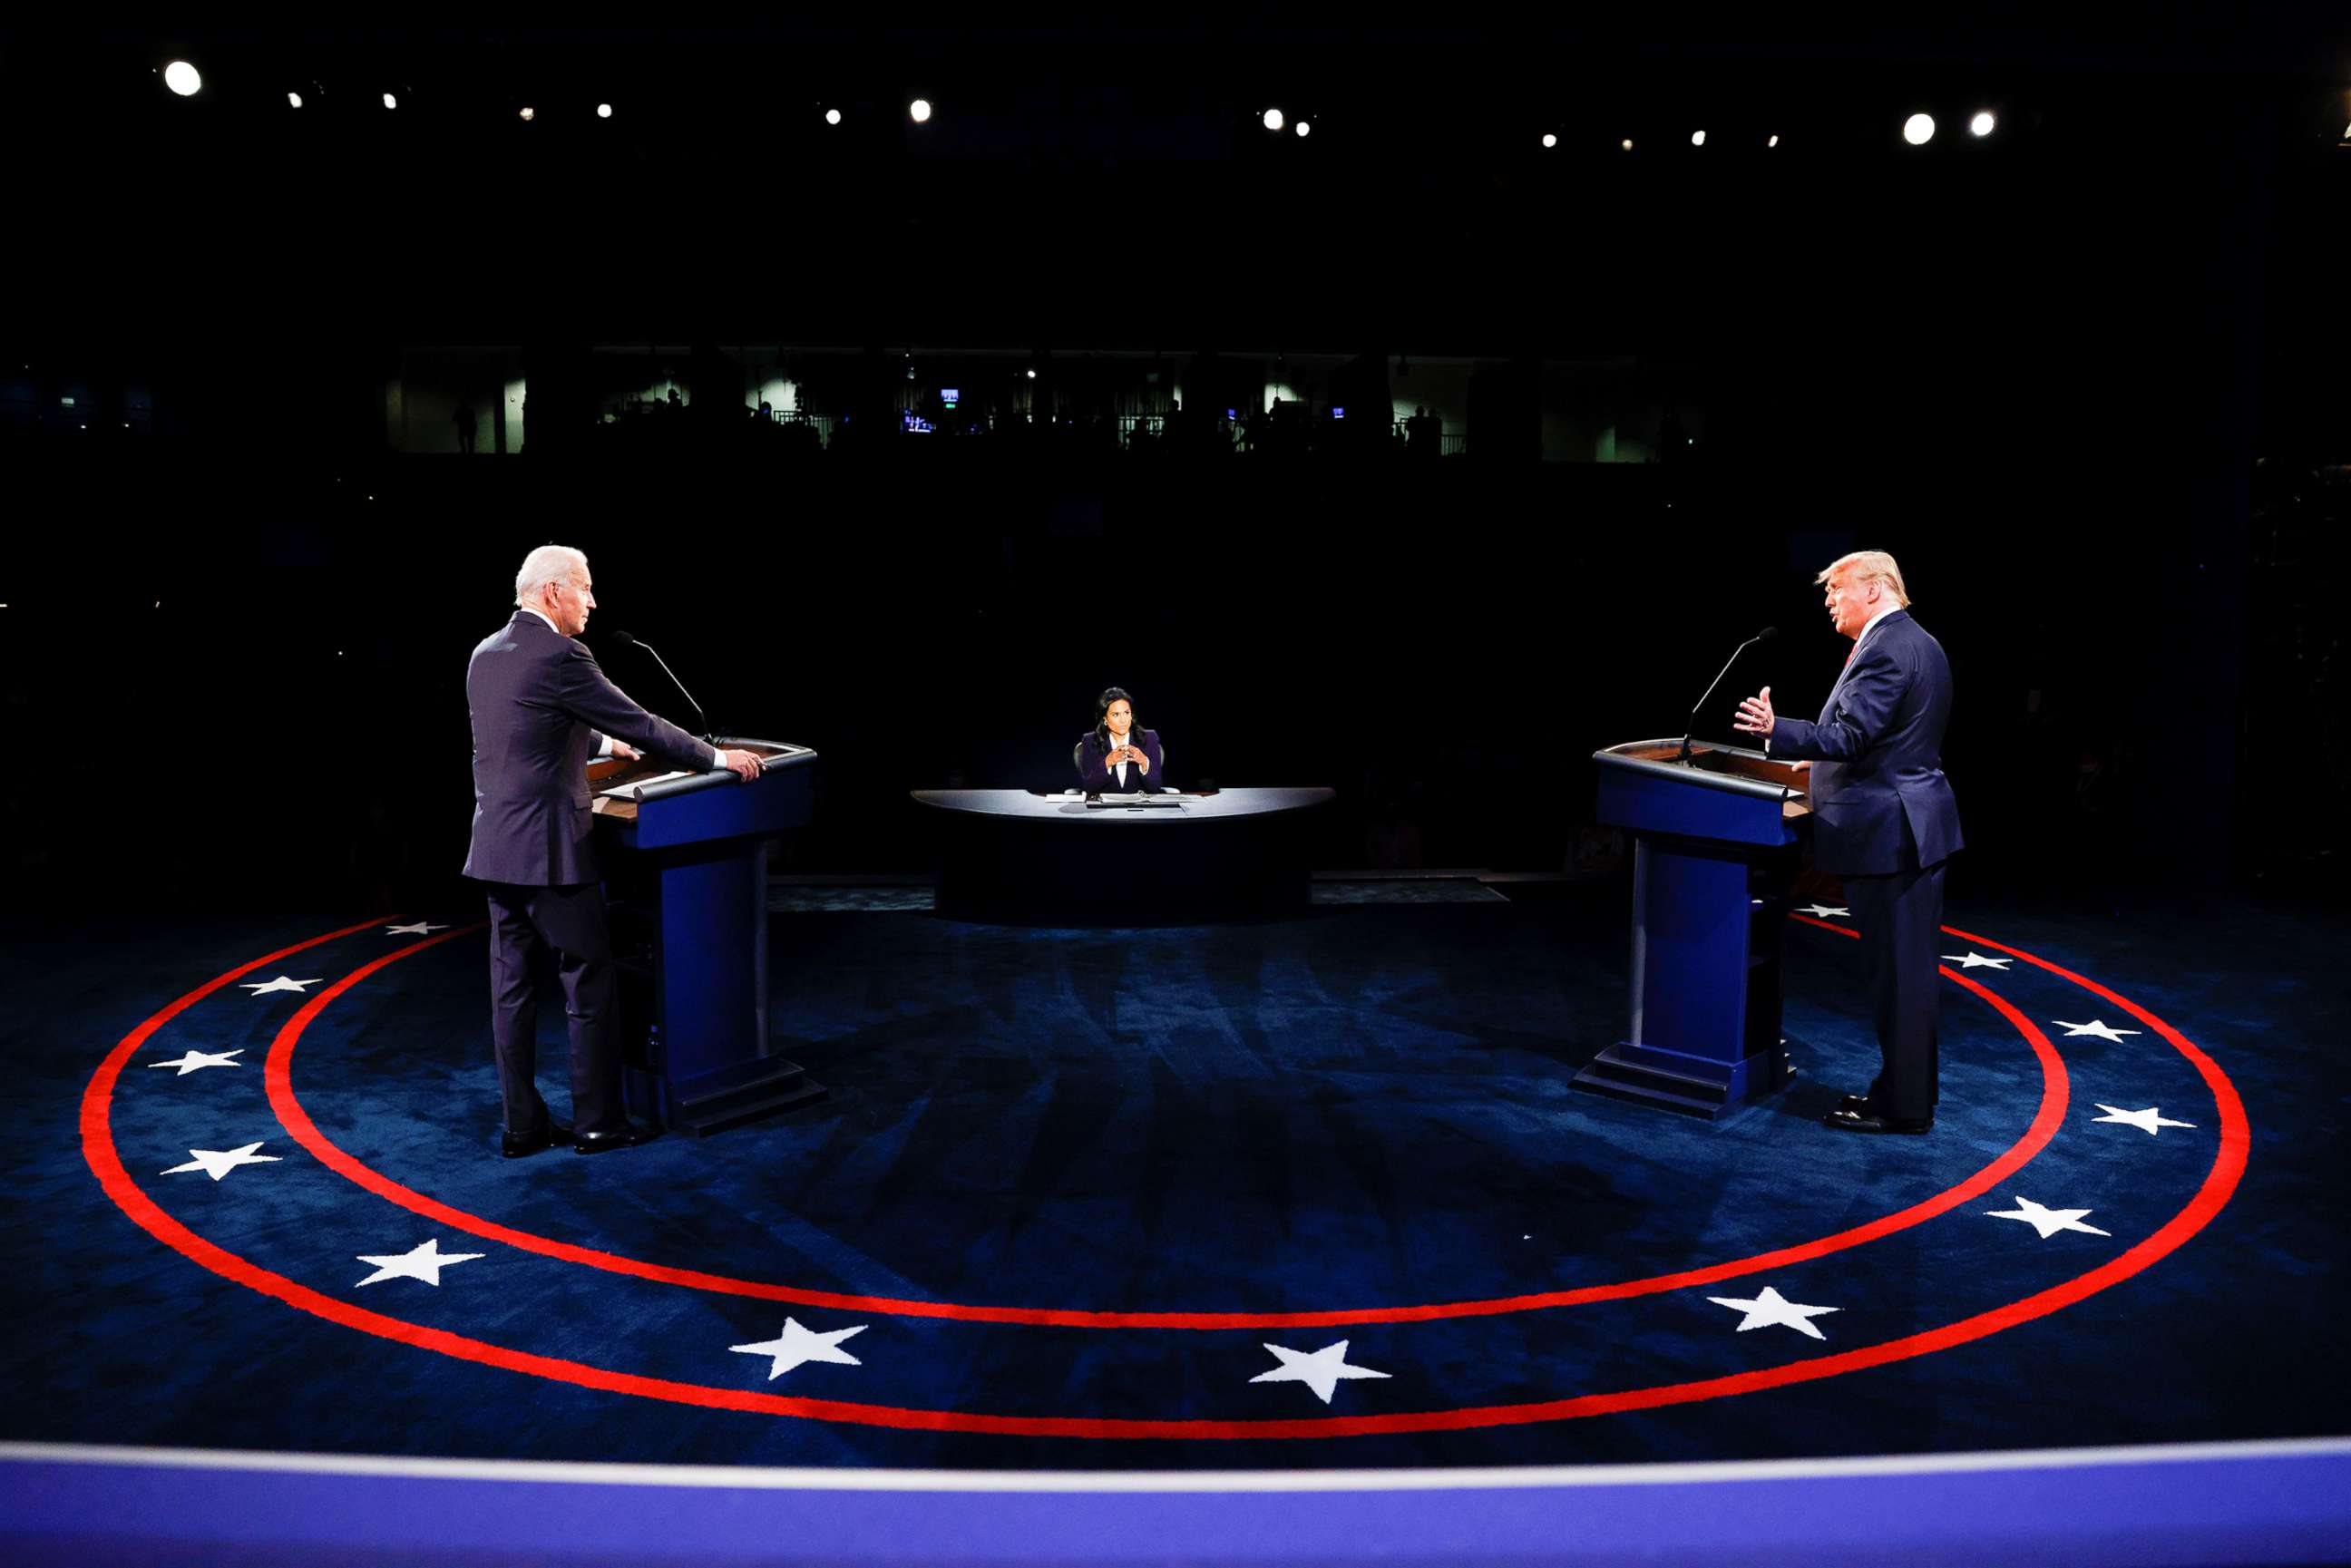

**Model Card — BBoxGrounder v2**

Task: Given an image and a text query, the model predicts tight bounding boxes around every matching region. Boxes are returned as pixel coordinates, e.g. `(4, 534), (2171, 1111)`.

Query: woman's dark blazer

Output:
(1075, 727), (1166, 793)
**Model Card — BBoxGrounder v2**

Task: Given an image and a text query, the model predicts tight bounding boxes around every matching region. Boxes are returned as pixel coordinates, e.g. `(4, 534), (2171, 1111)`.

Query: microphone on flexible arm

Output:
(1679, 627), (1777, 765)
(605, 629), (714, 745)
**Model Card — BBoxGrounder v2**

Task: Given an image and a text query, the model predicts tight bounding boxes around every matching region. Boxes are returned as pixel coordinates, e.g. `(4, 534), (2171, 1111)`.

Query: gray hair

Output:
(1815, 550), (1910, 608)
(513, 544), (588, 607)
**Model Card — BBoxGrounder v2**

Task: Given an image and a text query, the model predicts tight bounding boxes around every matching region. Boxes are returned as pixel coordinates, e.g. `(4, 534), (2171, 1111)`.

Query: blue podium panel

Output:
(1575, 739), (1810, 1120)
(589, 739), (823, 1136)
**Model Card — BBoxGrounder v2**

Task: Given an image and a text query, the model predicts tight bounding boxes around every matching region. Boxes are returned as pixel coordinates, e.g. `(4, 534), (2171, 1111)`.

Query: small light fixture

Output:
(1541, 132), (1557, 149)
(519, 106), (535, 122)
(287, 92), (303, 110)
(824, 107), (842, 126)
(1263, 108), (1285, 132)
(382, 92), (398, 111)
(1691, 129), (1706, 147)
(597, 102), (613, 119)
(163, 61), (201, 97)
(909, 98), (932, 123)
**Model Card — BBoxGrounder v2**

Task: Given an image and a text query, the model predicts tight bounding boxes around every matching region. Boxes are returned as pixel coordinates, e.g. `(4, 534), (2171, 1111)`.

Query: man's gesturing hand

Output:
(1732, 686), (1776, 738)
(719, 748), (766, 780)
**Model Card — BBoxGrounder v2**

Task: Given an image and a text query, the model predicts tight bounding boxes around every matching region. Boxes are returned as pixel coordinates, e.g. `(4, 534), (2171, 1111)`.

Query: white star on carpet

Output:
(149, 1048), (244, 1076)
(2092, 1104), (2197, 1136)
(355, 1239), (485, 1287)
(2055, 1019), (2141, 1043)
(161, 1143), (282, 1181)
(239, 976), (324, 996)
(1250, 1340), (1392, 1404)
(1940, 952), (2014, 970)
(1706, 1284), (1840, 1340)
(728, 1319), (868, 1380)
(1986, 1196), (2112, 1239)
(1796, 904), (1850, 919)
(384, 921), (450, 937)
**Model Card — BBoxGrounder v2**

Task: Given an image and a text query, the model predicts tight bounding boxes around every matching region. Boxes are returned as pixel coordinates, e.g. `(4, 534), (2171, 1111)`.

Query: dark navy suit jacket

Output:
(1075, 727), (1166, 793)
(1769, 609), (1963, 876)
(462, 612), (719, 886)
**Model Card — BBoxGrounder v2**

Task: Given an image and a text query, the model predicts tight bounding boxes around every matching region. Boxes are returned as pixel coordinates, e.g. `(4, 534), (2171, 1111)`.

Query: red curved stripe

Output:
(261, 930), (2063, 1329)
(83, 915), (2245, 1438)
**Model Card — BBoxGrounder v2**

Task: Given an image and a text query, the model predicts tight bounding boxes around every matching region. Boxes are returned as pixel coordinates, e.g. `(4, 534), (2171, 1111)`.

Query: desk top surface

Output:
(911, 787), (1335, 822)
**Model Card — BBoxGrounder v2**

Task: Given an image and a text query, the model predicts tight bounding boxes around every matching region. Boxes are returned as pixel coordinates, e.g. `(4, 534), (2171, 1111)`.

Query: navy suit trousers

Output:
(483, 881), (626, 1135)
(1841, 825), (1946, 1124)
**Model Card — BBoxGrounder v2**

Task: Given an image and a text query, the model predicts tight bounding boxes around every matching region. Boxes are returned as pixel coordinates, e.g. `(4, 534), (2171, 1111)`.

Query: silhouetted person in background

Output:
(453, 397), (478, 455)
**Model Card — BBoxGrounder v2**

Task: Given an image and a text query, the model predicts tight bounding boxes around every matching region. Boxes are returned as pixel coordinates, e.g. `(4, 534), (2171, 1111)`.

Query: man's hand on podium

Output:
(719, 748), (766, 781)
(610, 740), (643, 761)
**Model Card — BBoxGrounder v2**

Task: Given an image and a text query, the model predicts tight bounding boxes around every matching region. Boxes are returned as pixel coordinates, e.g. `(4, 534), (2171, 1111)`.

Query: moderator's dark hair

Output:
(1092, 687), (1135, 747)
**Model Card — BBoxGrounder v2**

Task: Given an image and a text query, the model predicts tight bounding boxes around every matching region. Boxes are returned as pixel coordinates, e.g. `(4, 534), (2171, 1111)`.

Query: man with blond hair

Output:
(463, 545), (766, 1157)
(1733, 550), (1961, 1135)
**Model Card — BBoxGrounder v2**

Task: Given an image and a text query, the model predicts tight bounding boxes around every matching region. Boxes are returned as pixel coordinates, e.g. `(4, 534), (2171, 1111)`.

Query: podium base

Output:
(624, 1056), (829, 1138)
(1570, 1038), (1797, 1120)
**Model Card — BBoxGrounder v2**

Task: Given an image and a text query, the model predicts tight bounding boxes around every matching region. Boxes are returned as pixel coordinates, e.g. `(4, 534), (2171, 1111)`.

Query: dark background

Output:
(4, 16), (2346, 913)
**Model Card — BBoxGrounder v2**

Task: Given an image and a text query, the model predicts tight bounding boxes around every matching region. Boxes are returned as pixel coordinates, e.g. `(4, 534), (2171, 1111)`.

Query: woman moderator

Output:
(1076, 687), (1165, 794)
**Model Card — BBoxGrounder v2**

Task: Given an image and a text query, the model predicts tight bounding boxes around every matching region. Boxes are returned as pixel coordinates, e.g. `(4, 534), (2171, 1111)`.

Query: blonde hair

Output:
(1815, 550), (1909, 608)
(513, 544), (588, 606)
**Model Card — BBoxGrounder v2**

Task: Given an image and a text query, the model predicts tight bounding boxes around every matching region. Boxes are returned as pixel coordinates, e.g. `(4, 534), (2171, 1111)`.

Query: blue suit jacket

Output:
(1076, 728), (1166, 793)
(462, 612), (719, 886)
(1769, 609), (1963, 876)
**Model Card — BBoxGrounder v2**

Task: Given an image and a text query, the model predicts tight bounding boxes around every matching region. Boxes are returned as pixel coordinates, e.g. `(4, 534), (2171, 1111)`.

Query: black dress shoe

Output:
(501, 1122), (572, 1159)
(1839, 1094), (1872, 1115)
(573, 1123), (656, 1155)
(1823, 1107), (1933, 1135)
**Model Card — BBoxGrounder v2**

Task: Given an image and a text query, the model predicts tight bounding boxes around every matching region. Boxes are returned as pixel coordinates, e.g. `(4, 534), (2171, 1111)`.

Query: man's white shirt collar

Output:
(519, 606), (562, 634)
(1852, 599), (1902, 650)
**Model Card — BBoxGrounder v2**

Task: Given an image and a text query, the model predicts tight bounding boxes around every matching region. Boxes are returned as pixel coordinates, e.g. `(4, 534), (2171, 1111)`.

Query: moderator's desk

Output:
(911, 788), (1335, 924)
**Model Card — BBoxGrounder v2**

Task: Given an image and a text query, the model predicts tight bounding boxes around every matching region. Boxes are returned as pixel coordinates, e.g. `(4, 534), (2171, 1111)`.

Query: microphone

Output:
(1679, 627), (1777, 764)
(606, 629), (712, 741)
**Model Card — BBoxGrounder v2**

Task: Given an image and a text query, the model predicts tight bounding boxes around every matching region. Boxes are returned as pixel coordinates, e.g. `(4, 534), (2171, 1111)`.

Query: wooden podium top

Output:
(588, 738), (812, 823)
(1598, 738), (1813, 820)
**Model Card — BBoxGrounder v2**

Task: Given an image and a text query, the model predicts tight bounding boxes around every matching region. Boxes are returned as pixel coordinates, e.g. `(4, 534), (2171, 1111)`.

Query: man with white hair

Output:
(463, 544), (766, 1156)
(1733, 550), (1962, 1135)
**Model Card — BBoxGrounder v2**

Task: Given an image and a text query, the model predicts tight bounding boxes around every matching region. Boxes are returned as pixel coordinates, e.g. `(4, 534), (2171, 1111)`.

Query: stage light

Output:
(1295, 121), (1310, 137)
(1904, 112), (1936, 145)
(1542, 132), (1557, 148)
(1691, 129), (1706, 146)
(519, 106), (534, 122)
(1026, 368), (1038, 379)
(1621, 138), (1634, 151)
(909, 98), (932, 123)
(163, 61), (201, 96)
(1970, 110), (1996, 137)
(288, 92), (303, 110)
(1768, 133), (1780, 147)
(597, 102), (612, 119)
(824, 107), (841, 125)
(1263, 108), (1285, 131)
(382, 92), (398, 111)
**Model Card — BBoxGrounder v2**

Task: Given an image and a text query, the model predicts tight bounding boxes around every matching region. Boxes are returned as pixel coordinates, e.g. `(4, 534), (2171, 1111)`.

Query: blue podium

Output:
(589, 737), (824, 1136)
(1575, 738), (1812, 1118)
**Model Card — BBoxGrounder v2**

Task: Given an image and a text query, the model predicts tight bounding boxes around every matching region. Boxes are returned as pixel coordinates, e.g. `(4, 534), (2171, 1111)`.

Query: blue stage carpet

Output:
(1, 884), (2345, 1559)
